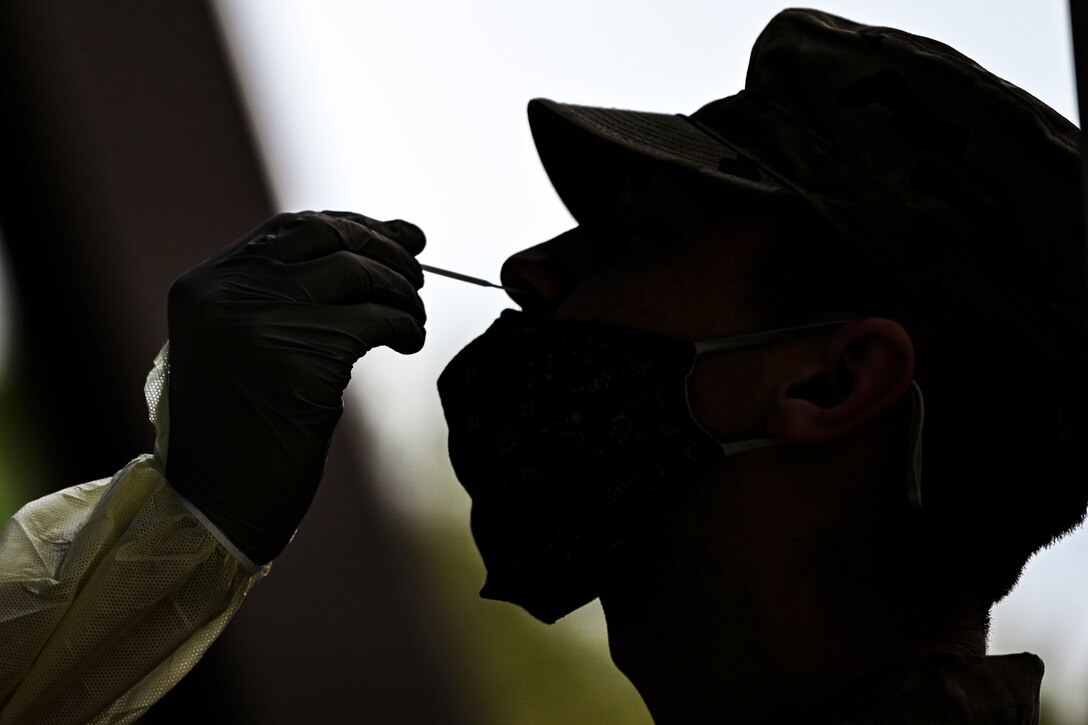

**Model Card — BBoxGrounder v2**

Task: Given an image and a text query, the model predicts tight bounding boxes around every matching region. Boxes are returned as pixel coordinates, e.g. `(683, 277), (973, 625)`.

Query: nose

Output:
(500, 225), (612, 314)
(500, 236), (566, 313)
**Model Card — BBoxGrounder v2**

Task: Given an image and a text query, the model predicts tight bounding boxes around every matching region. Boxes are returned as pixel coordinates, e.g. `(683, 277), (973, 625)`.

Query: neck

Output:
(604, 566), (987, 718)
(598, 444), (986, 723)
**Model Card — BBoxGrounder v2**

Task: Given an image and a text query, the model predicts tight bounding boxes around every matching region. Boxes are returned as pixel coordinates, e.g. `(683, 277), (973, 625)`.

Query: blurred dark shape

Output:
(0, 2), (469, 722)
(1073, 0), (1088, 257)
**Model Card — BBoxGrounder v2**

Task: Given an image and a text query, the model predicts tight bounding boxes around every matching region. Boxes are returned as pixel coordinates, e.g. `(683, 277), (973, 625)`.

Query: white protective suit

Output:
(0, 345), (268, 724)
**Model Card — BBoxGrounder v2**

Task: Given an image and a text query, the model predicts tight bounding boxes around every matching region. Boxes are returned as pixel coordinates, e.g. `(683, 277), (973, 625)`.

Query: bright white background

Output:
(211, 1), (1088, 722)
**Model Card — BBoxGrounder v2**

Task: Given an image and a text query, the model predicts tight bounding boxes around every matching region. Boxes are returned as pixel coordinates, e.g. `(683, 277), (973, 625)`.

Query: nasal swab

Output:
(421, 264), (517, 291)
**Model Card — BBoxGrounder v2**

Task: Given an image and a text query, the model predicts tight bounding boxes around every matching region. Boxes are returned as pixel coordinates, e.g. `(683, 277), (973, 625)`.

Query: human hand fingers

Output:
(287, 251), (426, 323)
(309, 302), (426, 355)
(354, 303), (426, 354)
(320, 211), (426, 256)
(252, 211), (425, 287)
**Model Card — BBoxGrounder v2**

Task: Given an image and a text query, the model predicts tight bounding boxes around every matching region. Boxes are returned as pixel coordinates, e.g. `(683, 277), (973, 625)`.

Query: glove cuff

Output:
(145, 342), (172, 465)
(145, 342), (262, 573)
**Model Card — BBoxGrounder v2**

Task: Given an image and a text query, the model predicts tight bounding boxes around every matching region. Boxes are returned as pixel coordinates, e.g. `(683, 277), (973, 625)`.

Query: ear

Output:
(766, 318), (915, 444)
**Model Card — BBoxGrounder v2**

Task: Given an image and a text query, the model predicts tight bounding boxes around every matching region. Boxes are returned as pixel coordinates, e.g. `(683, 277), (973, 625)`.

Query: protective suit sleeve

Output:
(0, 343), (269, 725)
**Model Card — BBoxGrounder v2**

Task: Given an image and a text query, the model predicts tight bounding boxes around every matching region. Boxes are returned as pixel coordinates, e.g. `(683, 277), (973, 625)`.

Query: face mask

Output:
(437, 310), (896, 623)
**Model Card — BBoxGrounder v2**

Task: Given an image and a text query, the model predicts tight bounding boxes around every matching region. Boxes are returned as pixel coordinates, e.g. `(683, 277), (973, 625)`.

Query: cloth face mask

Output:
(438, 309), (861, 623)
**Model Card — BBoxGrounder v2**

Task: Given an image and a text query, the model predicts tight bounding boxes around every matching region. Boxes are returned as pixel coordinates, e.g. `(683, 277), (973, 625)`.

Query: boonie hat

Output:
(528, 7), (1087, 456)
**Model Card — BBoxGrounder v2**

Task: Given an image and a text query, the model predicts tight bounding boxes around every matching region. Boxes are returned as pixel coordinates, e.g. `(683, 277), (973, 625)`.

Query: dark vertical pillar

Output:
(1071, 0), (1088, 269)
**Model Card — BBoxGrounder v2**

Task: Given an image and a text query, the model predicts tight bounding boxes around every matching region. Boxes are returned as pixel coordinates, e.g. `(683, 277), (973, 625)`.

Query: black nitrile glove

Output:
(165, 210), (426, 564)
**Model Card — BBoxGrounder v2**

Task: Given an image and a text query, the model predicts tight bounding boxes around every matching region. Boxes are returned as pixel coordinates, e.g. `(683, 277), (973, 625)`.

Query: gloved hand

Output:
(165, 210), (427, 564)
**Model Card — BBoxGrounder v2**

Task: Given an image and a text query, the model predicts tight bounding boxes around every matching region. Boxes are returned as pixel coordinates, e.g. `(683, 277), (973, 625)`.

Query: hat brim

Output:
(527, 97), (785, 224)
